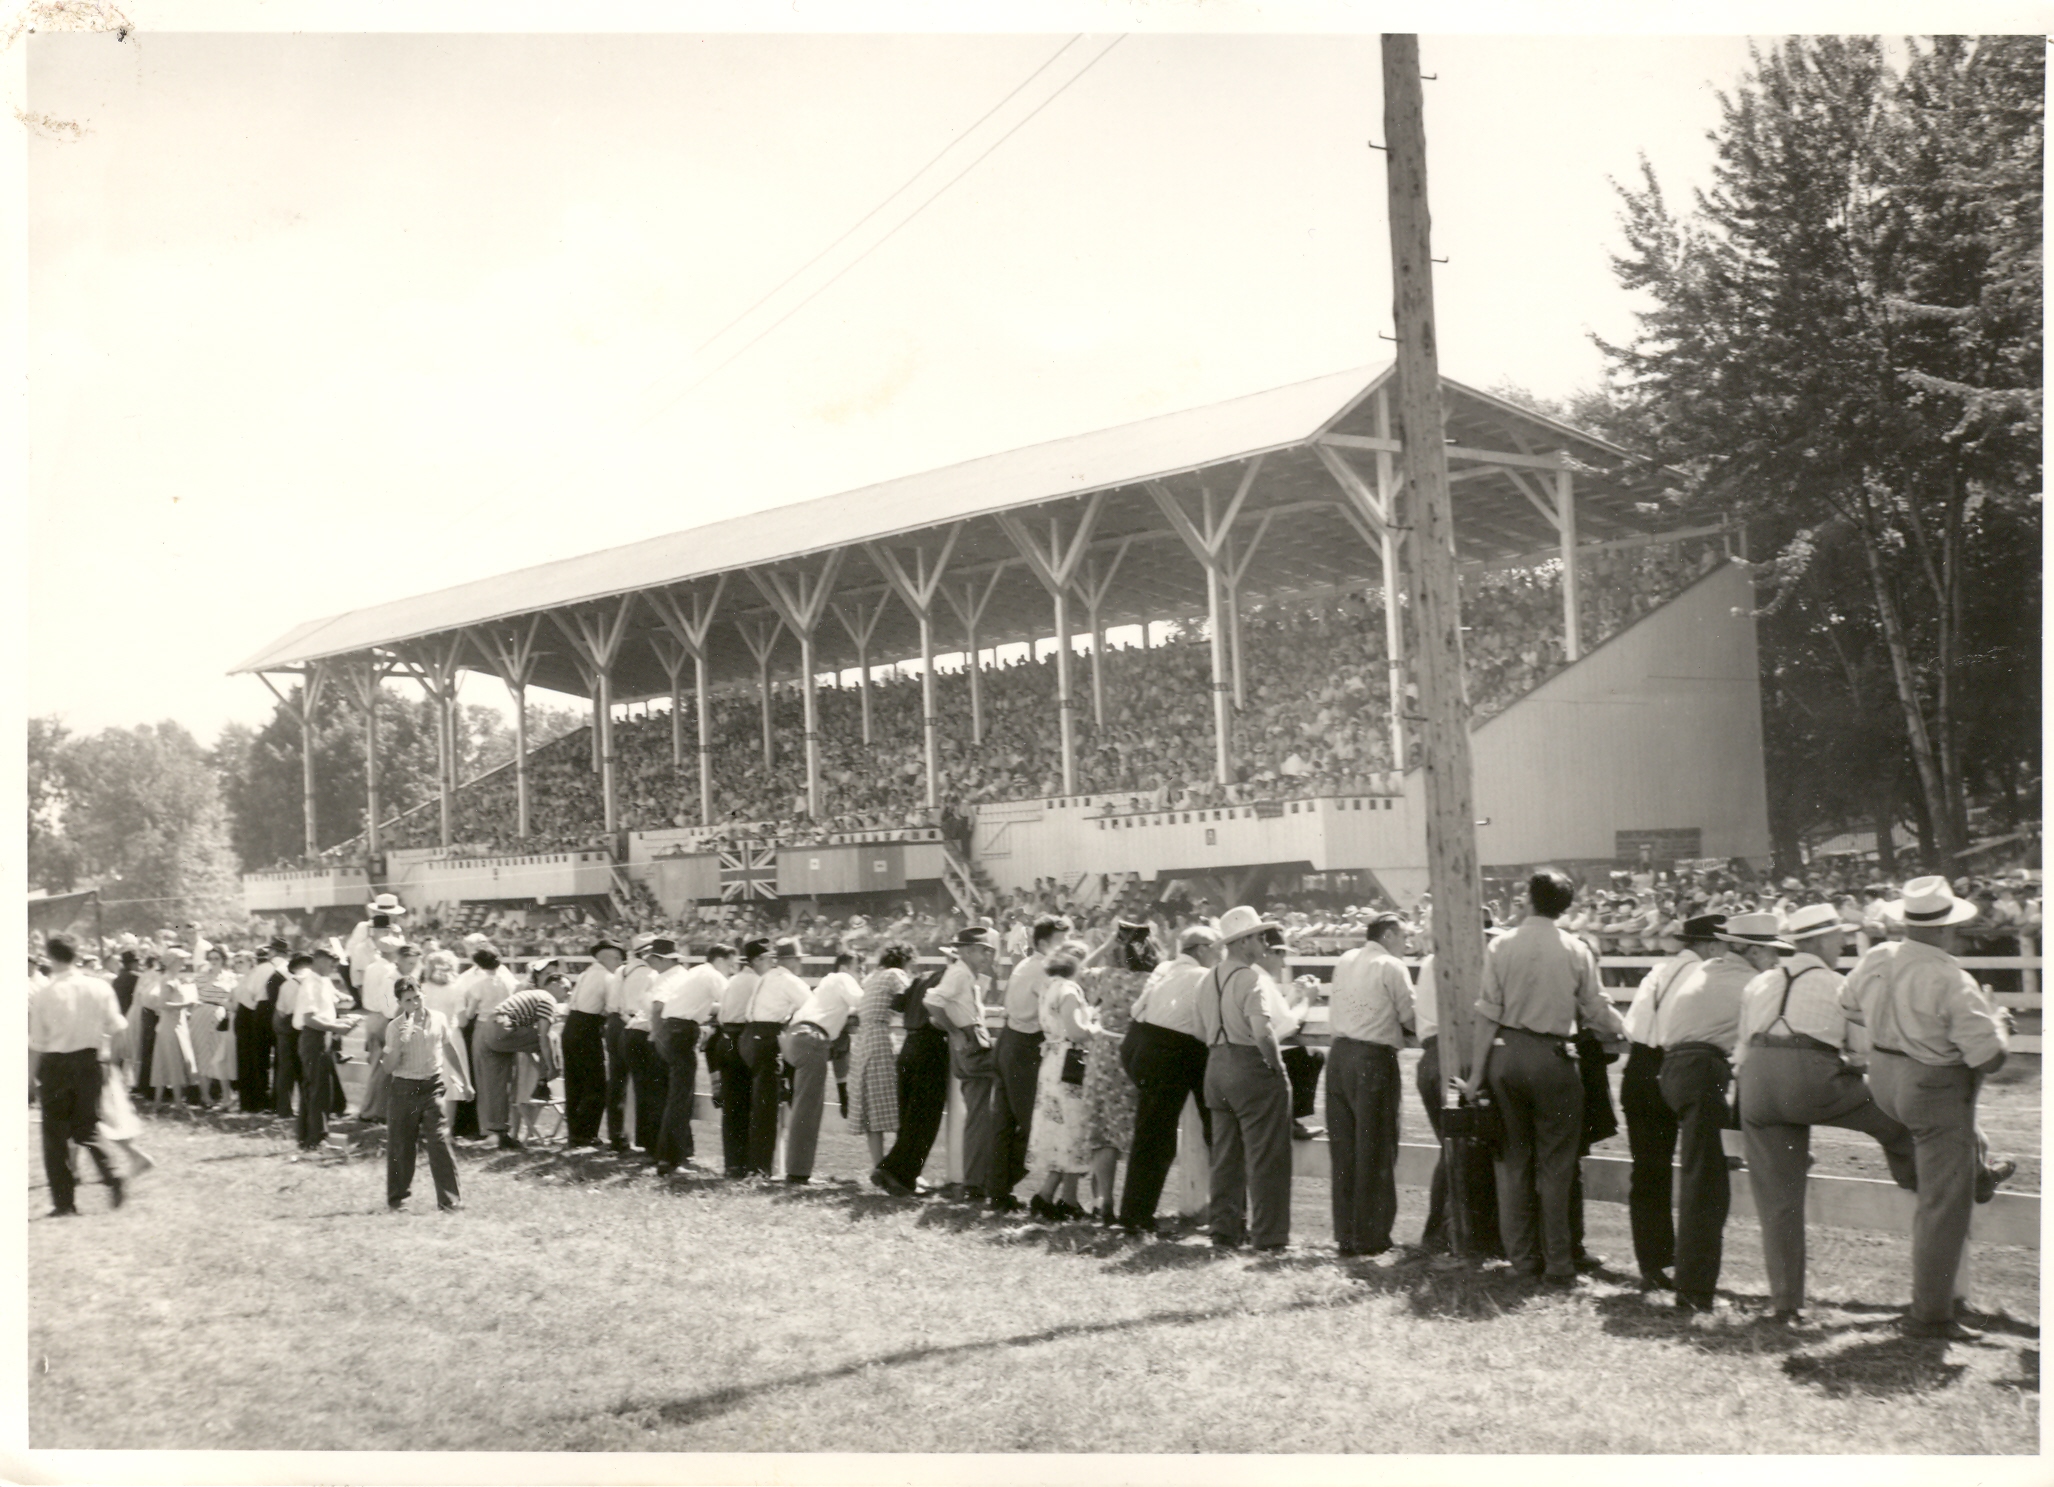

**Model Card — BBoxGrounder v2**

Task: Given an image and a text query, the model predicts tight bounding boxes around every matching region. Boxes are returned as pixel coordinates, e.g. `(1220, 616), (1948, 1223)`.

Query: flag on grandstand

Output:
(719, 841), (779, 902)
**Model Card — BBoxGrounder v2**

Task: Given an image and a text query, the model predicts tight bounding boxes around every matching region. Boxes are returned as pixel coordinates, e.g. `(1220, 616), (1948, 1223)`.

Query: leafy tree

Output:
(1599, 35), (2042, 868)
(27, 715), (81, 891)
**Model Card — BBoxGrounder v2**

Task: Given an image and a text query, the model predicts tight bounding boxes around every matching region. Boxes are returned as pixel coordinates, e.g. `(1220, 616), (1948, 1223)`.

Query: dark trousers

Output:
(386, 1075), (461, 1209)
(1204, 1043), (1293, 1247)
(603, 1013), (630, 1146)
(1620, 1042), (1678, 1281)
(626, 1027), (667, 1153)
(987, 1027), (1042, 1199)
(655, 1019), (700, 1167)
(1119, 1022), (1212, 1229)
(450, 1016), (481, 1139)
(273, 1012), (301, 1118)
(561, 1010), (608, 1146)
(716, 1028), (754, 1174)
(38, 1049), (118, 1213)
(738, 1022), (785, 1173)
(1658, 1043), (1733, 1306)
(1417, 1037), (1503, 1256)
(296, 1027), (336, 1149)
(132, 1008), (159, 1096)
(878, 1025), (950, 1188)
(235, 1002), (274, 1110)
(1327, 1037), (1401, 1253)
(1487, 1028), (1584, 1279)
(949, 1031), (996, 1197)
(1283, 1045), (1325, 1121)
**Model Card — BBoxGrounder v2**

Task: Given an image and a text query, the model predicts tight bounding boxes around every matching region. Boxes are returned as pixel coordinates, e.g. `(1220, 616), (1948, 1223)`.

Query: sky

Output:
(16, 14), (2008, 741)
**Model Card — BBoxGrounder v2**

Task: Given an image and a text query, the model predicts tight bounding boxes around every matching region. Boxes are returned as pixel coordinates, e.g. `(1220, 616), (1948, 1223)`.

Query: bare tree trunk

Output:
(1895, 472), (1972, 850)
(1856, 494), (1962, 866)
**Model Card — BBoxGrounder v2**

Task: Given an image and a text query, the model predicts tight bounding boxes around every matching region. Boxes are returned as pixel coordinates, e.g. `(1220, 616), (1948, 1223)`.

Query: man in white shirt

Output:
(1116, 925), (1221, 1232)
(292, 946), (357, 1153)
(1326, 913), (1415, 1256)
(606, 938), (656, 1154)
(268, 941), (306, 1121)
(990, 915), (1068, 1213)
(654, 941), (735, 1175)
(926, 926), (1000, 1201)
(780, 950), (866, 1183)
(30, 934), (128, 1215)
(1736, 904), (1916, 1324)
(345, 894), (408, 993)
(1618, 913), (1725, 1291)
(714, 939), (771, 1177)
(738, 937), (811, 1177)
(615, 938), (669, 1159)
(563, 939), (623, 1149)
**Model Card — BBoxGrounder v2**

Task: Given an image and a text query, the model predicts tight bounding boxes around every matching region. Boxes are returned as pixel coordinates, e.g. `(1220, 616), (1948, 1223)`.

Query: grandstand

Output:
(232, 363), (1769, 926)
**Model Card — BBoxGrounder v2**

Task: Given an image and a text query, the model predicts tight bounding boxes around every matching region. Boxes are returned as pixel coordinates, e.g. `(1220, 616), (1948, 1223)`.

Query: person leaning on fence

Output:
(1736, 903), (1917, 1325)
(737, 938), (808, 1176)
(562, 939), (623, 1149)
(1025, 939), (1099, 1220)
(1618, 913), (1724, 1292)
(779, 949), (865, 1184)
(474, 983), (561, 1152)
(926, 925), (1001, 1202)
(654, 941), (733, 1176)
(379, 974), (472, 1214)
(1326, 911), (1414, 1258)
(1461, 870), (1626, 1286)
(606, 937), (655, 1154)
(871, 949), (954, 1198)
(1117, 924), (1221, 1234)
(1197, 907), (1297, 1252)
(29, 934), (127, 1217)
(714, 939), (770, 1177)
(616, 938), (671, 1159)
(1649, 913), (1766, 1312)
(848, 942), (917, 1170)
(989, 915), (1068, 1214)
(1840, 877), (2012, 1342)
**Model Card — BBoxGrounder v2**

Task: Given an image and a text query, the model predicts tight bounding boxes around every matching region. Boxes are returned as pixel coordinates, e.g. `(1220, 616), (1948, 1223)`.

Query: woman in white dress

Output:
(1025, 940), (1097, 1221)
(191, 945), (236, 1106)
(146, 948), (203, 1108)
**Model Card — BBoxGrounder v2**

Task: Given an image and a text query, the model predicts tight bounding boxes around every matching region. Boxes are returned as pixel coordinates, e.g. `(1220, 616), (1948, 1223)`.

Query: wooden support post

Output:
(549, 598), (636, 838)
(362, 667), (381, 855)
(869, 527), (963, 813)
(996, 497), (1107, 799)
(1375, 389), (1408, 772)
(398, 634), (468, 851)
(750, 553), (845, 820)
(468, 617), (542, 842)
(831, 593), (890, 747)
(941, 565), (1007, 749)
(644, 579), (727, 829)
(1557, 468), (1581, 660)
(1149, 468), (1259, 788)
(734, 619), (779, 770)
(1072, 542), (1132, 734)
(1382, 35), (1488, 1168)
(260, 663), (332, 858)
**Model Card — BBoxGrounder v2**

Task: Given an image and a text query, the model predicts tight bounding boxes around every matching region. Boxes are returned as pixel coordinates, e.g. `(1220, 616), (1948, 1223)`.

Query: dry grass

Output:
(26, 1095), (2039, 1456)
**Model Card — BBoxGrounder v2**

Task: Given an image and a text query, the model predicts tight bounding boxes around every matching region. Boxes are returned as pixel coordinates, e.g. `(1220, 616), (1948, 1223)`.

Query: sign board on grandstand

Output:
(779, 843), (906, 896)
(1613, 827), (1703, 867)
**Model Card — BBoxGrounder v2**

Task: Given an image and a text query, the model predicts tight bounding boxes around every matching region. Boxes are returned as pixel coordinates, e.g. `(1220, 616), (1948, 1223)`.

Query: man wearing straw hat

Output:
(1196, 906), (1297, 1251)
(1841, 876), (2010, 1340)
(1655, 910), (1778, 1312)
(1736, 904), (1917, 1324)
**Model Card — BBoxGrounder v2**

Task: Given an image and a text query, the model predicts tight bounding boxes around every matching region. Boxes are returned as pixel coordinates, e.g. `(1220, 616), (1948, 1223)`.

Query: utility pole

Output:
(1383, 35), (1488, 1256)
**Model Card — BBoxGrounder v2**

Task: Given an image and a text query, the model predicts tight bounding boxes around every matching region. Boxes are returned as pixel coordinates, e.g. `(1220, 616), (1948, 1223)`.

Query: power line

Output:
(641, 33), (1126, 424)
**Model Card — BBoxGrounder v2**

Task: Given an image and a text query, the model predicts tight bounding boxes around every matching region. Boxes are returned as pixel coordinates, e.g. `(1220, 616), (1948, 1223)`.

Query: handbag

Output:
(1444, 1092), (1505, 1154)
(1061, 1046), (1087, 1086)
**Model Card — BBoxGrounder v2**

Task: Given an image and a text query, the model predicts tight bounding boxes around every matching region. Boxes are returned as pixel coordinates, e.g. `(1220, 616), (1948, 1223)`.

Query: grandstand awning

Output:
(231, 363), (1698, 705)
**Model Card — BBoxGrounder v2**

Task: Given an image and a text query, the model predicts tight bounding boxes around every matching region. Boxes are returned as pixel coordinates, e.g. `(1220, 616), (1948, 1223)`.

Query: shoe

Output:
(496, 1133), (524, 1151)
(1639, 1269), (1675, 1292)
(654, 1163), (675, 1177)
(1336, 1245), (1365, 1258)
(388, 1200), (407, 1213)
(870, 1167), (915, 1198)
(609, 1139), (630, 1154)
(1674, 1293), (1719, 1313)
(438, 1201), (464, 1213)
(45, 1207), (77, 1219)
(1211, 1236), (1246, 1251)
(785, 1174), (811, 1185)
(1725, 1153), (1745, 1171)
(1976, 1157), (2017, 1205)
(1292, 1119), (1323, 1142)
(1541, 1272), (1578, 1288)
(989, 1193), (1024, 1214)
(1253, 1242), (1289, 1253)
(1029, 1194), (1059, 1221)
(532, 1081), (552, 1100)
(107, 1176), (125, 1210)
(1053, 1200), (1089, 1221)
(1901, 1316), (1982, 1342)
(1573, 1250), (1606, 1273)
(1766, 1309), (1805, 1327)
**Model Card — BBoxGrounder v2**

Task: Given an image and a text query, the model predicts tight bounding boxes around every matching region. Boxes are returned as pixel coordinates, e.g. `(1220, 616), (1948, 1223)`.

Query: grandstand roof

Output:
(234, 363), (1694, 702)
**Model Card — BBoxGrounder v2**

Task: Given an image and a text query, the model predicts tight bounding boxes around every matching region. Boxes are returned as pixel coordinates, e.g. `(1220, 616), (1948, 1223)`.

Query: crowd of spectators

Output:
(363, 543), (1723, 857)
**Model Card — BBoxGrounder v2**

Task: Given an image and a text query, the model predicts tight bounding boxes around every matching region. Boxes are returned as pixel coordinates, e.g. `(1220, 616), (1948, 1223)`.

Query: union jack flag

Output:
(719, 840), (779, 902)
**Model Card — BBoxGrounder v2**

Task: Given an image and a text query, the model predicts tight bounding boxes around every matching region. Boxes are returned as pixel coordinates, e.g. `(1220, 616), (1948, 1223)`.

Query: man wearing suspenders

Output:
(1735, 904), (1917, 1325)
(1618, 913), (1725, 1292)
(1197, 907), (1297, 1252)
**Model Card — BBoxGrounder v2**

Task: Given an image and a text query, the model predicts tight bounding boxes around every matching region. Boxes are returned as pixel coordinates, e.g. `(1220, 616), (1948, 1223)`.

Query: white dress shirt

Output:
(1734, 952), (1852, 1071)
(568, 962), (616, 1017)
(616, 964), (659, 1031)
(29, 969), (128, 1054)
(360, 958), (400, 1019)
(748, 966), (810, 1025)
(662, 962), (728, 1024)
(1129, 955), (1209, 1040)
(717, 967), (762, 1025)
(292, 972), (341, 1030)
(791, 971), (862, 1041)
(1624, 948), (1701, 1045)
(1327, 941), (1415, 1047)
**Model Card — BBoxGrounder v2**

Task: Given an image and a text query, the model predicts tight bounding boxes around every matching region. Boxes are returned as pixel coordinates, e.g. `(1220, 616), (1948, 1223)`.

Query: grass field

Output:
(26, 1076), (2040, 1458)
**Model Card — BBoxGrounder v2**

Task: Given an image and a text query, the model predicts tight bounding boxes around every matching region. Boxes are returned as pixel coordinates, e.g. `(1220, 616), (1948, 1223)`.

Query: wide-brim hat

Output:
(1217, 905), (1283, 944)
(1679, 913), (1728, 941)
(1885, 875), (1980, 927)
(368, 893), (408, 916)
(1717, 912), (1792, 952)
(951, 926), (995, 949)
(643, 938), (679, 960)
(1781, 904), (1844, 941)
(588, 939), (625, 958)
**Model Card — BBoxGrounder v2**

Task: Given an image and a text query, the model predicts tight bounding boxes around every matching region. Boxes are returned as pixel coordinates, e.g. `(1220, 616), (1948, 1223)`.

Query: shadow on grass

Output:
(1781, 1335), (1972, 1398)
(1992, 1347), (2038, 1393)
(601, 1291), (1369, 1431)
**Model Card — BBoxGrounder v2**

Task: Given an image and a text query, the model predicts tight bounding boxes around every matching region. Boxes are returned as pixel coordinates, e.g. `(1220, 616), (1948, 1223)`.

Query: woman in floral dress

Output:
(1082, 922), (1155, 1223)
(847, 941), (916, 1167)
(1025, 940), (1096, 1220)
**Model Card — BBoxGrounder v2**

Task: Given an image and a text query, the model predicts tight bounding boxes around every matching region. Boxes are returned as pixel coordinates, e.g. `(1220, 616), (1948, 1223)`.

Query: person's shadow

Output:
(1781, 1334), (1977, 1398)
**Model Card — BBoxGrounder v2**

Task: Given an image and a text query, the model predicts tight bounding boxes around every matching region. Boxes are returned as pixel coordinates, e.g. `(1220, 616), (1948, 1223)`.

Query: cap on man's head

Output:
(1177, 924), (1221, 952)
(266, 938), (291, 957)
(309, 944), (339, 963)
(1781, 904), (1843, 941)
(1679, 913), (1728, 942)
(951, 925), (995, 949)
(742, 937), (774, 961)
(589, 938), (624, 958)
(644, 937), (679, 960)
(772, 937), (803, 960)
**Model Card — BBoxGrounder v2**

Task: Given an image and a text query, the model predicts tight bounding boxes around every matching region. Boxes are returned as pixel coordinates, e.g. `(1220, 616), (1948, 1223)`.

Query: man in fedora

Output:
(563, 939), (623, 1148)
(1653, 910), (1777, 1311)
(1736, 904), (1917, 1325)
(1462, 870), (1625, 1285)
(1196, 906), (1297, 1251)
(1841, 876), (2010, 1340)
(925, 925), (1000, 1200)
(346, 893), (408, 997)
(1618, 912), (1726, 1291)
